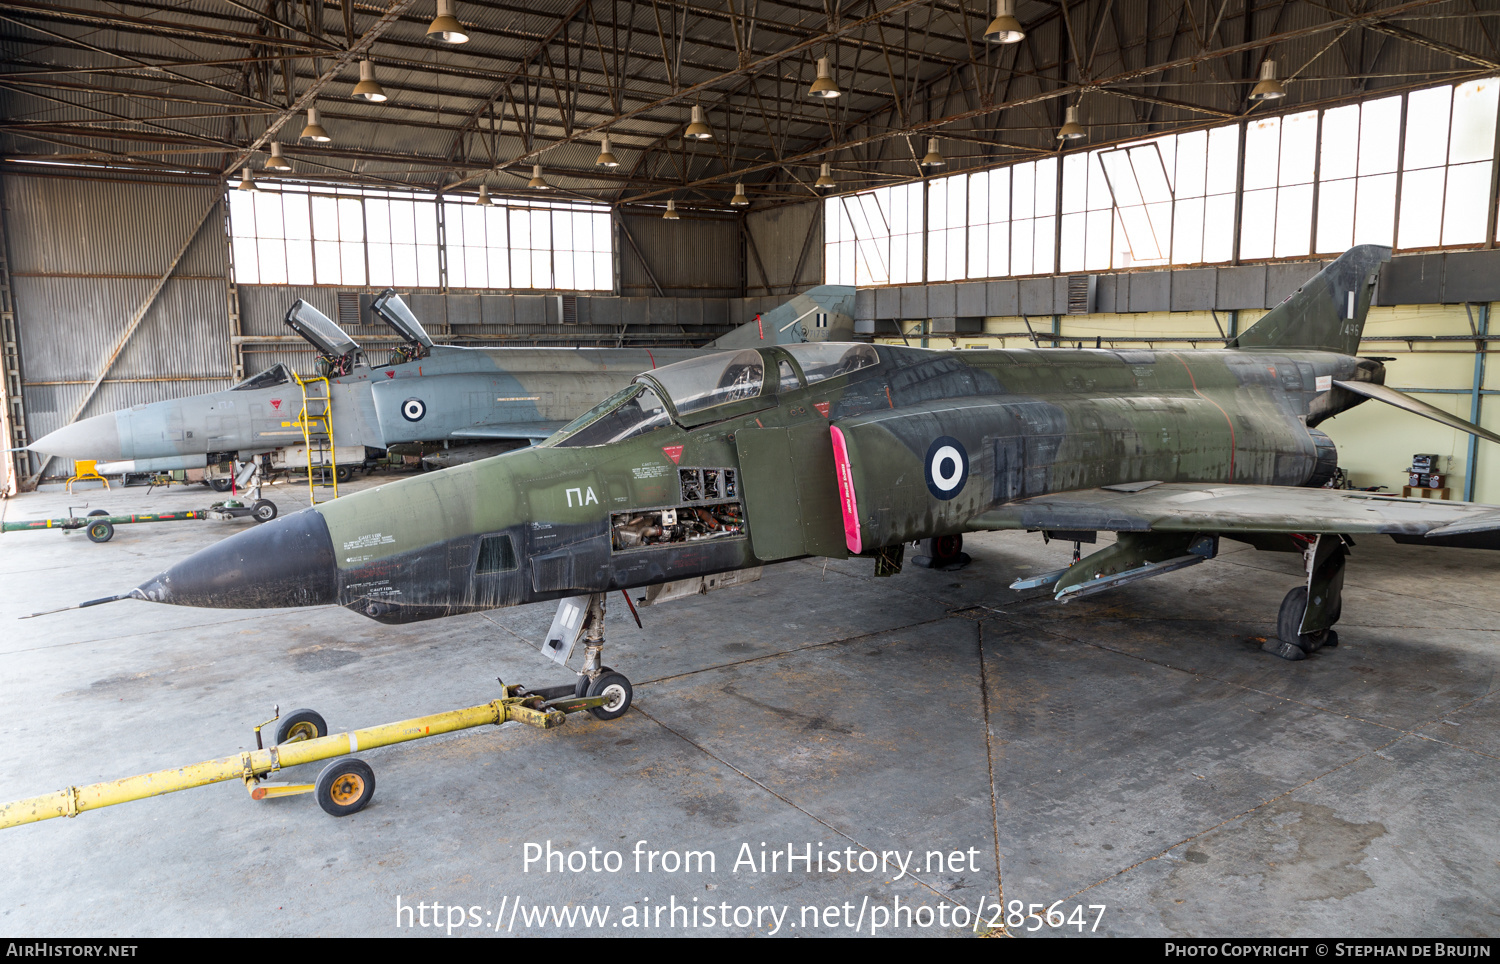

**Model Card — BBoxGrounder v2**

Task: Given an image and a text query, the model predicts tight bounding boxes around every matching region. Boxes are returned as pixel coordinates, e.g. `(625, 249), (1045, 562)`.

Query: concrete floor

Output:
(0, 474), (1497, 937)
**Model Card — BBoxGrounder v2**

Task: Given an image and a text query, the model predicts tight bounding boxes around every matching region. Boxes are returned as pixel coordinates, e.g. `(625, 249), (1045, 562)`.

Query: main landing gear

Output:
(1264, 535), (1349, 661)
(540, 592), (635, 721)
(913, 533), (971, 571)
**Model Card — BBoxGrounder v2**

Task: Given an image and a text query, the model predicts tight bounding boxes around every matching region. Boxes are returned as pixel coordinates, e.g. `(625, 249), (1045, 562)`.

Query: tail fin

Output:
(708, 285), (857, 349)
(1231, 244), (1390, 355)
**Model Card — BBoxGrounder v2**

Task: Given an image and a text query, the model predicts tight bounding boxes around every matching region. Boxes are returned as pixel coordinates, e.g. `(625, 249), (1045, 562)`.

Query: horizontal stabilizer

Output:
(1333, 380), (1500, 445)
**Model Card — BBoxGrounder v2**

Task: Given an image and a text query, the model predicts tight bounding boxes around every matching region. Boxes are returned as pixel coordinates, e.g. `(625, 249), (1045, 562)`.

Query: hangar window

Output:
(475, 535), (517, 574)
(1396, 79), (1498, 249)
(827, 78), (1500, 284)
(824, 183), (922, 287)
(229, 186), (611, 292)
(1315, 96), (1401, 253)
(1241, 110), (1319, 260)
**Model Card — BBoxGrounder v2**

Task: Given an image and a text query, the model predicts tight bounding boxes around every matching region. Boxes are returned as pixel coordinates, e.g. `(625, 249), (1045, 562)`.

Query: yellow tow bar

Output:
(0, 683), (617, 830)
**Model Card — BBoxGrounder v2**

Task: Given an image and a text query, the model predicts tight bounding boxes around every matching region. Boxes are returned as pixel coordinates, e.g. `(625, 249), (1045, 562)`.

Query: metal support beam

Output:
(0, 187), (26, 495)
(28, 194), (221, 485)
(1465, 303), (1489, 503)
(222, 0), (419, 175)
(614, 211), (664, 297)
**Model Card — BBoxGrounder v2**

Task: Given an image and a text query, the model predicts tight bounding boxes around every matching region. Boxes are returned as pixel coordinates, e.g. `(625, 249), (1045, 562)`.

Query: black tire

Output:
(275, 708), (327, 745)
(87, 509), (108, 517)
(252, 499), (278, 523)
(335, 465), (352, 483)
(315, 758), (375, 817)
(209, 478), (232, 493)
(576, 665), (615, 698)
(86, 521), (114, 543)
(587, 672), (633, 721)
(1276, 586), (1328, 654)
(925, 534), (964, 565)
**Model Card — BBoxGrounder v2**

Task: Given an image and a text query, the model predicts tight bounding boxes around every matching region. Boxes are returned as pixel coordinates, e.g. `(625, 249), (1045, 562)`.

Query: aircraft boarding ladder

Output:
(292, 370), (337, 503)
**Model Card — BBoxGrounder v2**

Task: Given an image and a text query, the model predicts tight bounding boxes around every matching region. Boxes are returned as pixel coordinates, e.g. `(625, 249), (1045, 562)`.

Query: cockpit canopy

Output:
(646, 349), (765, 417)
(780, 343), (878, 384)
(231, 363), (293, 391)
(546, 344), (882, 449)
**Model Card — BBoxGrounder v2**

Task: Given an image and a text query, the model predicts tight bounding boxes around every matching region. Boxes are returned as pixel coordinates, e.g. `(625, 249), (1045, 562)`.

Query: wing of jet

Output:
(971, 481), (1500, 542)
(449, 423), (568, 441)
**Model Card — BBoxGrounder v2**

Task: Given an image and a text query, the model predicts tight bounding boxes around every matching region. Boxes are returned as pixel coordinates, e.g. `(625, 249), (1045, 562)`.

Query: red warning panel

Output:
(662, 445), (684, 464)
(813, 402), (830, 418)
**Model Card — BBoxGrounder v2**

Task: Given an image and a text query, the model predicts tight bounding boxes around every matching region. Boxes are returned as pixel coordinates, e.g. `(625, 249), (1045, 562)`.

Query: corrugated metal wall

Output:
(4, 173), (234, 478)
(745, 201), (823, 297)
(619, 213), (740, 297)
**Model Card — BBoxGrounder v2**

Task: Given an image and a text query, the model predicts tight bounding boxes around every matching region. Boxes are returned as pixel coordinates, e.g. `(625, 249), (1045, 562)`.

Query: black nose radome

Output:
(134, 508), (337, 609)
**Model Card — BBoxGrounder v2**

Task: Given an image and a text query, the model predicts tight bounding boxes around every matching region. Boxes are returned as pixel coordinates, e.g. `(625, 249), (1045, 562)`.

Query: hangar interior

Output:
(1, 0), (1498, 938)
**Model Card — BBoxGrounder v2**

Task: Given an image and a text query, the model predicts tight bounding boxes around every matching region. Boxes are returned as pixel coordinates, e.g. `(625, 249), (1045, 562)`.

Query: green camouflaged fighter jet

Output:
(78, 244), (1500, 715)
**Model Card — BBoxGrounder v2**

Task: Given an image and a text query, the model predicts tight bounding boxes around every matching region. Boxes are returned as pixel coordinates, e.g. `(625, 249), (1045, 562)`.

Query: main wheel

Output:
(925, 534), (964, 566)
(315, 759), (375, 816)
(1275, 586), (1328, 656)
(252, 499), (278, 523)
(275, 708), (328, 745)
(587, 672), (633, 721)
(86, 521), (114, 543)
(209, 478), (232, 493)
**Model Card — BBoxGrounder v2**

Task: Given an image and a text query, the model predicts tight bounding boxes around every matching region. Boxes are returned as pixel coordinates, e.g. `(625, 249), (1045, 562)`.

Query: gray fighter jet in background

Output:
(28, 286), (856, 485)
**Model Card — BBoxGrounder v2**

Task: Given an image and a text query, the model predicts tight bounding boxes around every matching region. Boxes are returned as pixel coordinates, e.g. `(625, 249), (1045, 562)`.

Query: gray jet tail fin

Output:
(708, 286), (857, 349)
(1231, 244), (1390, 355)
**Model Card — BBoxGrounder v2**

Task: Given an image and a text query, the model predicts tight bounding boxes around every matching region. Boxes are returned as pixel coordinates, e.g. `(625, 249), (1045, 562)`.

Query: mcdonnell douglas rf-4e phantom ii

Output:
(26, 286), (857, 487)
(64, 244), (1500, 713)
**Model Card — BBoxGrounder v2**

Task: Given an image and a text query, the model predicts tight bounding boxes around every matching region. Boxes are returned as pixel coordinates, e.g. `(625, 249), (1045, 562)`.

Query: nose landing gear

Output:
(542, 592), (635, 721)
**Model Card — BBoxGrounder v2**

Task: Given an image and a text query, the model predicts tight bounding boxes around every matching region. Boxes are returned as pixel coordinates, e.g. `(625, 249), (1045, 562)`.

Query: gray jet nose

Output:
(134, 508), (338, 609)
(29, 413), (123, 460)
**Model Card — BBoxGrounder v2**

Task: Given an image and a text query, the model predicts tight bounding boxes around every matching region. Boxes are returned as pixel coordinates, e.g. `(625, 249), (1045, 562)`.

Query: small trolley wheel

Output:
(335, 465), (352, 483)
(275, 708), (328, 745)
(315, 758), (375, 817)
(586, 672), (633, 721)
(86, 521), (114, 543)
(251, 499), (278, 523)
(209, 478), (233, 493)
(87, 509), (109, 517)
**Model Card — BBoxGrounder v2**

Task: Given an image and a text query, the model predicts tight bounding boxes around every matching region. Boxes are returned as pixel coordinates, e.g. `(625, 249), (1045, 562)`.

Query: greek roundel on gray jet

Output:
(401, 398), (426, 422)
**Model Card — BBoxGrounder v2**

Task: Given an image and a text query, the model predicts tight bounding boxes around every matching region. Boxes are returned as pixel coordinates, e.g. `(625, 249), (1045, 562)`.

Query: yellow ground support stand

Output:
(291, 371), (336, 503)
(0, 680), (626, 828)
(65, 459), (109, 494)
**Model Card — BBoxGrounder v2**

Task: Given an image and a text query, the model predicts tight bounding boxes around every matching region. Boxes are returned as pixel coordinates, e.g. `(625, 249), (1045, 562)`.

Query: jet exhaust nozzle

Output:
(133, 508), (338, 610)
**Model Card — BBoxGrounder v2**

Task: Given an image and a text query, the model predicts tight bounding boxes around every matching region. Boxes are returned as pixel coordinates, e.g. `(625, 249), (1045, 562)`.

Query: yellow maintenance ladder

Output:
(291, 371), (337, 503)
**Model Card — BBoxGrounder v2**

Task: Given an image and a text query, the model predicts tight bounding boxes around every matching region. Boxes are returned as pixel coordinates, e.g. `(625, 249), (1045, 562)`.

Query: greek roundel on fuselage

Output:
(925, 436), (969, 500)
(402, 398), (426, 422)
